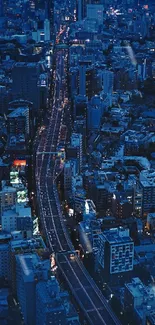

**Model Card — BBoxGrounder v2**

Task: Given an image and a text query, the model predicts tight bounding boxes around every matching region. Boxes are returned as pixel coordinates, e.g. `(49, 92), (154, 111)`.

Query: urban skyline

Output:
(0, 0), (155, 325)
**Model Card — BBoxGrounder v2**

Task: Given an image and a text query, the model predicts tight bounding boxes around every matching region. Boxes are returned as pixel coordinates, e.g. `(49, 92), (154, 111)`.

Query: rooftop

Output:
(16, 253), (40, 280)
(16, 253), (50, 281)
(103, 227), (133, 245)
(8, 107), (28, 118)
(11, 235), (46, 251)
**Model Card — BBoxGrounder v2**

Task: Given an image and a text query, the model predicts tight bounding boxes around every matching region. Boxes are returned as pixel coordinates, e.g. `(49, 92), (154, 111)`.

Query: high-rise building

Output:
(83, 199), (96, 221)
(137, 59), (147, 81)
(0, 232), (11, 280)
(16, 253), (50, 325)
(87, 95), (104, 130)
(10, 234), (46, 295)
(77, 0), (103, 21)
(16, 206), (33, 236)
(77, 0), (84, 20)
(139, 170), (155, 217)
(78, 60), (95, 99)
(44, 19), (50, 41)
(74, 188), (87, 213)
(124, 277), (155, 324)
(102, 70), (114, 95)
(0, 86), (11, 115)
(78, 219), (101, 255)
(86, 4), (104, 25)
(46, 0), (54, 40)
(35, 0), (44, 10)
(64, 160), (75, 195)
(74, 118), (87, 152)
(0, 183), (17, 220)
(7, 107), (30, 138)
(73, 95), (88, 119)
(12, 63), (41, 111)
(0, 0), (4, 17)
(2, 209), (17, 233)
(98, 227), (134, 283)
(92, 184), (111, 215)
(36, 277), (66, 325)
(1, 205), (33, 237)
(77, 0), (89, 20)
(71, 133), (83, 172)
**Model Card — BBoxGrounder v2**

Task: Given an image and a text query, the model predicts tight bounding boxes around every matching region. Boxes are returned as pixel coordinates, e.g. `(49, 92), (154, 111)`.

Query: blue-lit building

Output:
(36, 277), (66, 325)
(0, 0), (4, 17)
(87, 95), (104, 130)
(0, 232), (11, 280)
(98, 227), (134, 284)
(7, 107), (30, 138)
(16, 253), (50, 325)
(12, 63), (42, 112)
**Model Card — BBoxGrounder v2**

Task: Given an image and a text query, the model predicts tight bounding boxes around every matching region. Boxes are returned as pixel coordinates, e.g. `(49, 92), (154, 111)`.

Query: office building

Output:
(10, 234), (46, 295)
(77, 0), (84, 21)
(0, 86), (11, 115)
(0, 183), (17, 219)
(74, 118), (87, 153)
(79, 60), (95, 99)
(36, 73), (49, 116)
(134, 186), (143, 217)
(0, 232), (11, 280)
(36, 277), (67, 325)
(124, 277), (155, 324)
(116, 198), (133, 219)
(72, 175), (83, 199)
(137, 59), (147, 81)
(64, 160), (75, 194)
(78, 219), (101, 254)
(139, 170), (155, 217)
(102, 70), (114, 95)
(46, 0), (54, 40)
(87, 95), (104, 130)
(146, 213), (155, 232)
(35, 0), (45, 9)
(16, 253), (50, 325)
(87, 4), (103, 25)
(8, 100), (34, 134)
(73, 95), (88, 119)
(2, 209), (17, 233)
(7, 107), (30, 137)
(77, 0), (103, 21)
(74, 188), (87, 213)
(12, 63), (42, 111)
(2, 205), (32, 234)
(77, 0), (90, 20)
(69, 67), (79, 97)
(98, 227), (134, 283)
(0, 0), (4, 17)
(83, 199), (96, 222)
(44, 19), (50, 41)
(16, 205), (33, 237)
(71, 133), (83, 172)
(78, 220), (93, 254)
(92, 184), (111, 215)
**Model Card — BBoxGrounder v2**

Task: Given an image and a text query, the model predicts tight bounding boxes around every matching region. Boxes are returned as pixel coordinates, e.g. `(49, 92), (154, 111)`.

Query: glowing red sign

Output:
(13, 160), (26, 166)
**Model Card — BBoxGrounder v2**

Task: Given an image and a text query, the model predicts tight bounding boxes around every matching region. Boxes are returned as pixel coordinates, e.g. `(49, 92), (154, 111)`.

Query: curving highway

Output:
(35, 47), (120, 325)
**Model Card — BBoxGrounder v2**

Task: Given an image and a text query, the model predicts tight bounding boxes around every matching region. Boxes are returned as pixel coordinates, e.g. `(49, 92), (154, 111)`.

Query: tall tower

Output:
(46, 0), (54, 40)
(77, 0), (104, 20)
(44, 19), (50, 41)
(0, 0), (4, 17)
(35, 0), (45, 10)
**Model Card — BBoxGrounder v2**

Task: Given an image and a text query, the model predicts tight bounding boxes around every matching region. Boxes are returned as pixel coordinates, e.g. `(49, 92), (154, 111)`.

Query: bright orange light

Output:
(13, 160), (26, 166)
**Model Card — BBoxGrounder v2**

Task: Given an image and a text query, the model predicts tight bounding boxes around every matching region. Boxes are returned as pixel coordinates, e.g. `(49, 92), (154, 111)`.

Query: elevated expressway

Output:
(35, 48), (120, 325)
